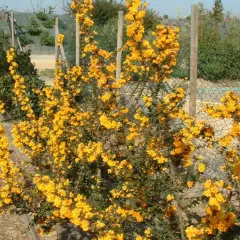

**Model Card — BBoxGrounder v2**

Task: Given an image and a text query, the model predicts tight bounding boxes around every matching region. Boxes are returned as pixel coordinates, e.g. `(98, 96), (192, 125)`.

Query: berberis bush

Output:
(0, 1), (239, 240)
(0, 47), (44, 121)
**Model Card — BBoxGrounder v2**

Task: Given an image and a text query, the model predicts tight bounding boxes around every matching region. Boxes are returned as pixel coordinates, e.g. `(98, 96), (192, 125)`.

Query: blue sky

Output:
(0, 0), (239, 17)
(149, 0), (240, 17)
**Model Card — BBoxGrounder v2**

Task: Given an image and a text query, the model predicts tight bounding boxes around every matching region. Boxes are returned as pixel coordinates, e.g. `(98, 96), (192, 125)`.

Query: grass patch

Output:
(40, 69), (54, 78)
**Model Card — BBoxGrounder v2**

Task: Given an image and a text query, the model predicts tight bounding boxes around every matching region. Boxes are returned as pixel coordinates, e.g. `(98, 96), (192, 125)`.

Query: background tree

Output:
(163, 14), (169, 19)
(212, 0), (224, 22)
(64, 0), (162, 65)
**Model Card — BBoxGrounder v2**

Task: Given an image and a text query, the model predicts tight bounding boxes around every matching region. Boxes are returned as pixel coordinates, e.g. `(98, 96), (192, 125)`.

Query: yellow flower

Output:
(204, 180), (212, 189)
(144, 227), (152, 236)
(167, 194), (174, 202)
(57, 34), (65, 46)
(187, 181), (194, 188)
(220, 165), (226, 172)
(185, 225), (204, 240)
(215, 193), (225, 203)
(198, 163), (206, 173)
(0, 102), (5, 113)
(100, 92), (112, 102)
(95, 221), (105, 229)
(99, 114), (122, 130)
(3, 198), (12, 204)
(143, 96), (152, 107)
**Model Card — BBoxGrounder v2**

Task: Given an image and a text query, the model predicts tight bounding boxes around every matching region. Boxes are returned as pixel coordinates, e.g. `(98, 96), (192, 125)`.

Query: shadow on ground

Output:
(57, 223), (240, 240)
(57, 223), (93, 240)
(221, 226), (240, 240)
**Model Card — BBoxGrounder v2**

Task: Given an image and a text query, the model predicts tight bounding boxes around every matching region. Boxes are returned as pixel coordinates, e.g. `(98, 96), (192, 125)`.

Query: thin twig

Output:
(169, 159), (186, 240)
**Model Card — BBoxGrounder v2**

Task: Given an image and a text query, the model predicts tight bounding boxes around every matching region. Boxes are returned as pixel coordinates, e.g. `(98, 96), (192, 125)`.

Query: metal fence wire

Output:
(195, 79), (240, 137)
(187, 78), (240, 180)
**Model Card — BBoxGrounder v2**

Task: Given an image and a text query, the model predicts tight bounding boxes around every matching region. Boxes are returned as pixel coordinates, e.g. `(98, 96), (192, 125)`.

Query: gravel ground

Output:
(0, 214), (32, 240)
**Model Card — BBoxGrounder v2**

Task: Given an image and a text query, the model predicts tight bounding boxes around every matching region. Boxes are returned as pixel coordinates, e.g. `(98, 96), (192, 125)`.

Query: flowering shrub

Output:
(65, 0), (162, 65)
(0, 48), (44, 121)
(184, 93), (240, 239)
(0, 1), (239, 240)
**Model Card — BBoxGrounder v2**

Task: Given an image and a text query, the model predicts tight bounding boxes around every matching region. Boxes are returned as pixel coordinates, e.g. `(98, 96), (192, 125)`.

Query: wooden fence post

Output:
(10, 10), (15, 48)
(189, 5), (199, 119)
(60, 42), (69, 70)
(55, 17), (69, 69)
(76, 20), (80, 66)
(15, 27), (23, 52)
(55, 17), (59, 68)
(23, 215), (41, 240)
(116, 11), (124, 80)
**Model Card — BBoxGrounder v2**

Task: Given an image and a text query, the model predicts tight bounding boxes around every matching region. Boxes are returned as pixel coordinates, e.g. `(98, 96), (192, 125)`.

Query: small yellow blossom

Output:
(198, 163), (206, 173)
(167, 194), (174, 202)
(187, 181), (194, 188)
(57, 34), (65, 46)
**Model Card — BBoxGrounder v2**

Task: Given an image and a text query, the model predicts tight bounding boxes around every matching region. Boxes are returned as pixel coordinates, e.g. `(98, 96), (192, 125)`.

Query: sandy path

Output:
(31, 55), (55, 70)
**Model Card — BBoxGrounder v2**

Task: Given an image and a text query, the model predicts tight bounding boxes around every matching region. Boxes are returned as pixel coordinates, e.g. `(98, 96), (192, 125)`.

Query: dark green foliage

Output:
(14, 24), (34, 48)
(0, 44), (10, 76)
(40, 31), (55, 46)
(27, 17), (43, 36)
(150, 218), (181, 240)
(144, 9), (162, 31)
(198, 41), (226, 80)
(58, 18), (67, 30)
(14, 51), (39, 77)
(36, 11), (49, 21)
(95, 17), (127, 52)
(64, 17), (125, 65)
(42, 18), (55, 29)
(48, 6), (55, 15)
(19, 34), (34, 47)
(92, 0), (161, 31)
(220, 225), (240, 240)
(212, 0), (224, 23)
(198, 41), (240, 80)
(173, 1), (240, 81)
(92, 0), (125, 26)
(172, 23), (190, 79)
(199, 18), (221, 43)
(174, 24), (240, 81)
(0, 31), (10, 49)
(0, 48), (45, 121)
(119, 172), (180, 240)
(64, 21), (76, 64)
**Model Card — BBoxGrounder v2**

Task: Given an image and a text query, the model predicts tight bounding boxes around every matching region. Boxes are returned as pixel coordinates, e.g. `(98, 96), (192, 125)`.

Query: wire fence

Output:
(195, 79), (240, 137)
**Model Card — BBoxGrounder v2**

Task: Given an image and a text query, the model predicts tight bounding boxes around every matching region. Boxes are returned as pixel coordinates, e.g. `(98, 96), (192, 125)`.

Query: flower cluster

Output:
(7, 48), (35, 119)
(57, 34), (65, 46)
(33, 175), (95, 232)
(0, 122), (23, 213)
(186, 180), (236, 239)
(122, 0), (179, 84)
(185, 91), (240, 239)
(204, 91), (240, 181)
(0, 1), (238, 240)
(0, 102), (5, 114)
